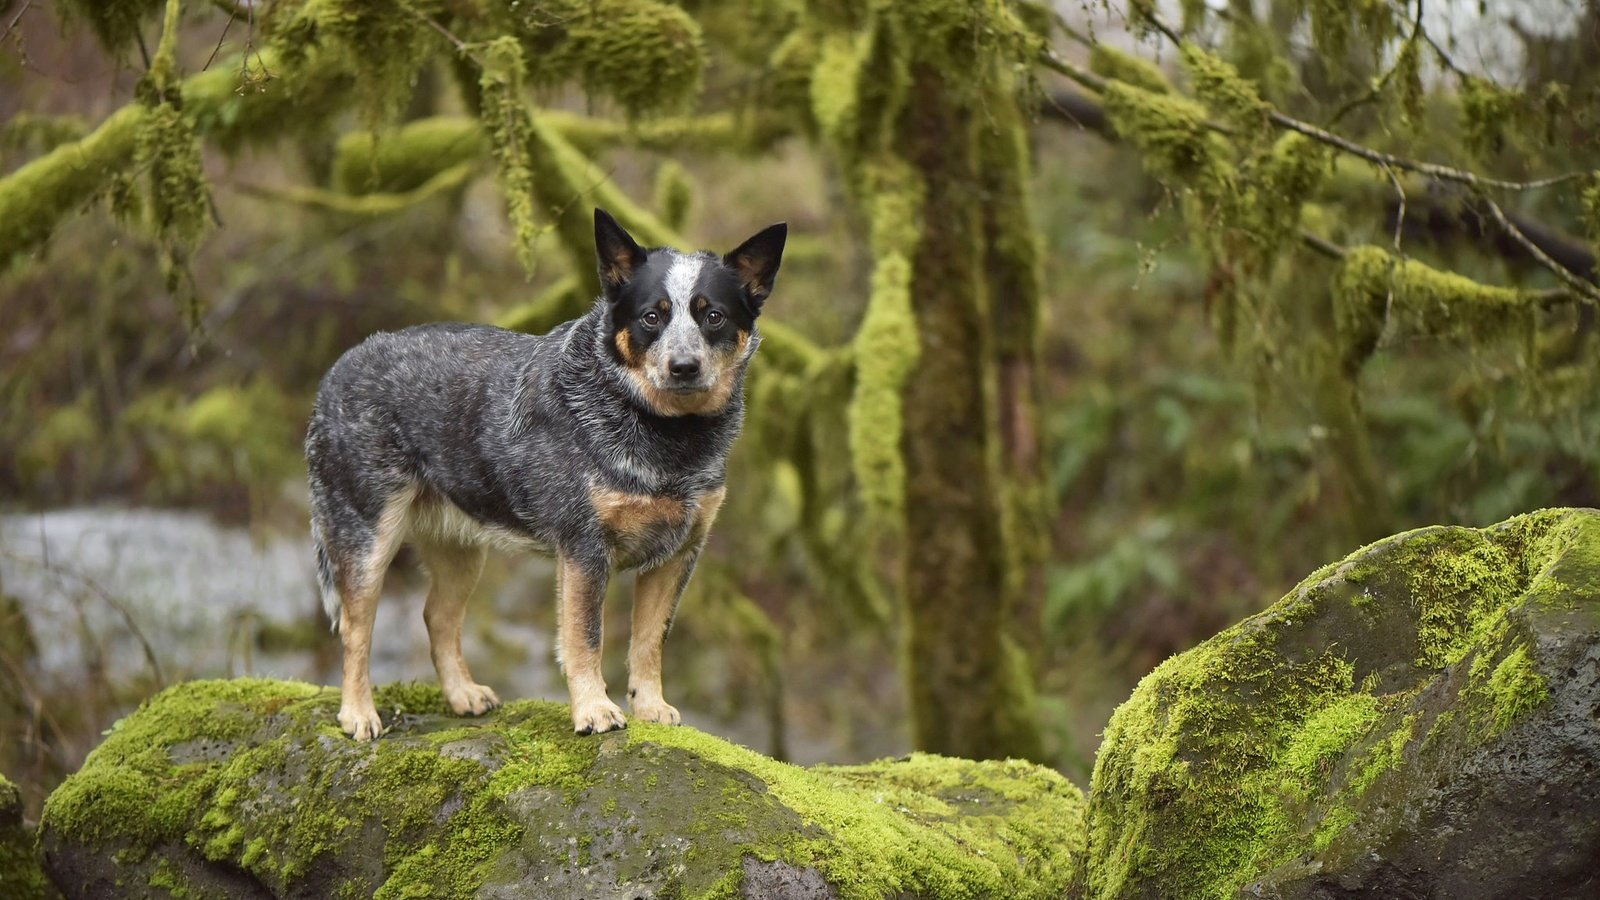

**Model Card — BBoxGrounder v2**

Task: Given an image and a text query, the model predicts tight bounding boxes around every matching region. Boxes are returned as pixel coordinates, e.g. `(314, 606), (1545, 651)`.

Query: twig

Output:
(1298, 229), (1348, 260)
(1478, 194), (1600, 303)
(402, 2), (485, 68)
(203, 4), (235, 72)
(2, 549), (168, 689)
(1381, 163), (1406, 253)
(1044, 30), (1587, 193)
(1, 0), (32, 44)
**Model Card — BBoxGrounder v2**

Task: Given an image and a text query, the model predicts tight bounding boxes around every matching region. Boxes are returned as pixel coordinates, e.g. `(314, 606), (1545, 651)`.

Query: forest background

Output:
(2, 0), (1597, 818)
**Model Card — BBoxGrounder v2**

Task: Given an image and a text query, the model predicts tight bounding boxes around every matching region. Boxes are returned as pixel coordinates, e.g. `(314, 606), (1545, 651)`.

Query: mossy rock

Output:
(37, 680), (1084, 899)
(1077, 508), (1600, 899)
(0, 772), (59, 900)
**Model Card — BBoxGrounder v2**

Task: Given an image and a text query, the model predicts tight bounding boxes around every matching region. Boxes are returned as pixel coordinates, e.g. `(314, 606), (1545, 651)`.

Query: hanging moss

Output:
(135, 0), (213, 333)
(1459, 76), (1524, 158)
(270, 0), (442, 127)
(56, 0), (164, 58)
(513, 0), (706, 117)
(478, 37), (543, 278)
(0, 45), (357, 262)
(1099, 80), (1234, 196)
(1333, 245), (1541, 376)
(1582, 173), (1600, 262)
(1180, 43), (1268, 137)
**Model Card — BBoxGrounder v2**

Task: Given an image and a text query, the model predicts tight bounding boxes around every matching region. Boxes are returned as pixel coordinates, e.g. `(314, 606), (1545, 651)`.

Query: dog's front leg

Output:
(628, 547), (699, 725)
(629, 486), (722, 726)
(558, 551), (626, 735)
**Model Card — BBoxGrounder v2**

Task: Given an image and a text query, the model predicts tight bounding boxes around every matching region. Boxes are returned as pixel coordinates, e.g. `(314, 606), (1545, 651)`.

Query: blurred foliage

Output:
(1, 0), (1598, 787)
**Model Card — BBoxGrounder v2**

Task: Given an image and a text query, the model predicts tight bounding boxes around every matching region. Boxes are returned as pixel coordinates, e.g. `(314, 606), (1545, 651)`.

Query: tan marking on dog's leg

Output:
(418, 541), (498, 717)
(628, 553), (691, 725)
(338, 488), (414, 740)
(628, 487), (723, 725)
(558, 554), (626, 735)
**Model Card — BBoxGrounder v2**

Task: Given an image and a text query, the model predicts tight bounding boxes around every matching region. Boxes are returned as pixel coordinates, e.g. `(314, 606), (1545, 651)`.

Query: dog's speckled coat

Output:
(306, 209), (785, 738)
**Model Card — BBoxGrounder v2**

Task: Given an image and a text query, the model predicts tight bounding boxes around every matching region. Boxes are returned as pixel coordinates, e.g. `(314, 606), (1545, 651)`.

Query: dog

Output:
(305, 209), (786, 739)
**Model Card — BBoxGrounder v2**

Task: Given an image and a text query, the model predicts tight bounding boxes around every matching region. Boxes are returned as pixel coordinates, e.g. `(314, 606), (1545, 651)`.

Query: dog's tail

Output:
(311, 517), (341, 632)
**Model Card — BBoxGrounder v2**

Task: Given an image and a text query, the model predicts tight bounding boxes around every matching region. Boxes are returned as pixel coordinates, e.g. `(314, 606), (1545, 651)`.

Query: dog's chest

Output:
(589, 486), (697, 569)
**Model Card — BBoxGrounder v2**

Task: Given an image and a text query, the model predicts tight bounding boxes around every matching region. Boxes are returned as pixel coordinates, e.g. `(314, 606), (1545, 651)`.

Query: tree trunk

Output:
(897, 64), (1044, 761)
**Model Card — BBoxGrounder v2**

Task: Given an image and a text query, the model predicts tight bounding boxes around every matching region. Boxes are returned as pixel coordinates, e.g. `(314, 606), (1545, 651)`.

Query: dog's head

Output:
(594, 208), (786, 417)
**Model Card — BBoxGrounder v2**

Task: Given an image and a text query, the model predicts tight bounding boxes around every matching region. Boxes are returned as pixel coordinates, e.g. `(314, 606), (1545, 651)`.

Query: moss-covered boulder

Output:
(1, 772), (59, 900)
(1078, 508), (1600, 899)
(1, 768), (58, 896)
(37, 680), (1083, 899)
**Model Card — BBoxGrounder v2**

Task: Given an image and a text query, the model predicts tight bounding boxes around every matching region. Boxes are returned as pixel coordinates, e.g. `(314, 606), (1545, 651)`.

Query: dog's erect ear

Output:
(723, 223), (787, 312)
(595, 208), (645, 298)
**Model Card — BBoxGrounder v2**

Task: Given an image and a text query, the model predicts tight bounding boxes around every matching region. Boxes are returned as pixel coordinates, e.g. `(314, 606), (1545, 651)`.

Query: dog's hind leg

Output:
(416, 540), (499, 717)
(334, 489), (414, 740)
(557, 551), (626, 735)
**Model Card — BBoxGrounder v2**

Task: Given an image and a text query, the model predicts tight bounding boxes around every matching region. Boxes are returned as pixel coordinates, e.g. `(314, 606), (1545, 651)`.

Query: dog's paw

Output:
(338, 703), (386, 741)
(629, 696), (681, 726)
(572, 697), (627, 735)
(445, 682), (501, 717)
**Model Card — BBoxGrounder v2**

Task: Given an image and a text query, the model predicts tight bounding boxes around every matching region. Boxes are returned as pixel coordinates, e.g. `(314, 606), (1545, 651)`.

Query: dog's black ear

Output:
(595, 208), (645, 298)
(723, 223), (787, 312)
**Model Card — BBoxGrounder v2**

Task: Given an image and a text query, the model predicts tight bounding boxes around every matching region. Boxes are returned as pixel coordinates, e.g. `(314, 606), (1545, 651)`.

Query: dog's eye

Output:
(705, 309), (725, 328)
(642, 310), (663, 328)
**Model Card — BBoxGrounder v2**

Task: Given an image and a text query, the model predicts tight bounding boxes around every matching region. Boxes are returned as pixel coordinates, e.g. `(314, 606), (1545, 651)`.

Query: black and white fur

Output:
(306, 209), (786, 738)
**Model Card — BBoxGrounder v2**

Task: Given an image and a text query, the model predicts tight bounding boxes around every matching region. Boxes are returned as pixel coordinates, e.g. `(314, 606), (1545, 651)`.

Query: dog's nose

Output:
(669, 356), (701, 378)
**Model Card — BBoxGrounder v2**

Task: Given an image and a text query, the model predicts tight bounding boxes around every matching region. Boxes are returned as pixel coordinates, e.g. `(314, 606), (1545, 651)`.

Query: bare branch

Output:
(1, 0), (32, 44)
(1479, 195), (1600, 303)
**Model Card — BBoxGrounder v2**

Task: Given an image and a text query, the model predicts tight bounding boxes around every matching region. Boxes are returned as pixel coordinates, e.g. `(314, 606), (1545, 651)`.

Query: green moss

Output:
(1180, 44), (1268, 133)
(57, 0), (164, 57)
(1334, 246), (1539, 376)
(1, 771), (58, 900)
(1083, 509), (1591, 899)
(516, 0), (706, 117)
(653, 161), (694, 232)
(333, 119), (487, 195)
(43, 679), (1082, 898)
(847, 169), (923, 524)
(1099, 80), (1233, 194)
(1479, 646), (1548, 737)
(479, 37), (543, 279)
(1278, 694), (1379, 787)
(1089, 45), (1171, 93)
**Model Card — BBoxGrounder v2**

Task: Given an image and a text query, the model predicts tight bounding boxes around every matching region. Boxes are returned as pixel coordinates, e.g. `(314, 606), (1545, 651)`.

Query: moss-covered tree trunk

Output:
(896, 64), (1044, 762)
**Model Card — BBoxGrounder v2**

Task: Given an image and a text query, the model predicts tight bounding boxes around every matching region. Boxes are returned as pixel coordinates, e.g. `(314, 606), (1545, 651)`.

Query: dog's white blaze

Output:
(661, 254), (704, 354)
